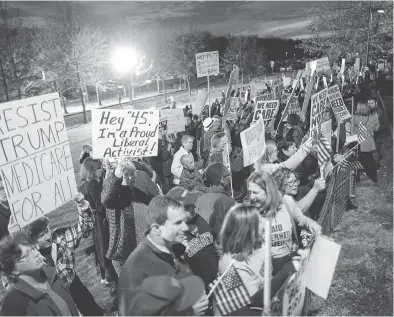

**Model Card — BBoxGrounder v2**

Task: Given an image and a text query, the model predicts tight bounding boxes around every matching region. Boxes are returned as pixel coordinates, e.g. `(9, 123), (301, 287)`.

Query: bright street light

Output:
(111, 48), (138, 73)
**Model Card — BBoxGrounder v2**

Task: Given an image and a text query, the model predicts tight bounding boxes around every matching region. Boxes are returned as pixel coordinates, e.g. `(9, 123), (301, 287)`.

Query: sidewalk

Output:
(63, 88), (181, 115)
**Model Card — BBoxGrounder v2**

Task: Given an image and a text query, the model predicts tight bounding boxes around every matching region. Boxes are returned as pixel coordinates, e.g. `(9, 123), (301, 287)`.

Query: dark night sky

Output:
(8, 1), (325, 39)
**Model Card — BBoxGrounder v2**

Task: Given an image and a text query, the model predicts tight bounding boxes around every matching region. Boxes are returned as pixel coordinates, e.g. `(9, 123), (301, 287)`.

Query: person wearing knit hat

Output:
(195, 163), (235, 223)
(202, 118), (214, 132)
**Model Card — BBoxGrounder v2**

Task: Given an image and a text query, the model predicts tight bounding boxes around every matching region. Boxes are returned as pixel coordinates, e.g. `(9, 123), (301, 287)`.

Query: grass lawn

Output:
(0, 96), (392, 316)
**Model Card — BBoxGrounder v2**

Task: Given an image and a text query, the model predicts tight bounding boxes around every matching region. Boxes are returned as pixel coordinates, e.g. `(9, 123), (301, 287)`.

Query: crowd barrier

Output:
(270, 166), (352, 315)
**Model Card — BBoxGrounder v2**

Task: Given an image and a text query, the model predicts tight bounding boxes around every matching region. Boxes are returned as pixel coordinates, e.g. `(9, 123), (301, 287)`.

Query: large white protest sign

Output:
(0, 93), (77, 228)
(304, 235), (341, 300)
(195, 51), (219, 78)
(327, 85), (351, 121)
(252, 100), (279, 129)
(92, 109), (159, 158)
(194, 89), (209, 115)
(160, 109), (185, 134)
(354, 57), (360, 74)
(240, 118), (266, 167)
(310, 89), (328, 136)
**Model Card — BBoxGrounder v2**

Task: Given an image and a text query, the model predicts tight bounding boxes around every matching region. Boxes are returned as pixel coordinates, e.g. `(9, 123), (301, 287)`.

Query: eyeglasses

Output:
(286, 179), (299, 186)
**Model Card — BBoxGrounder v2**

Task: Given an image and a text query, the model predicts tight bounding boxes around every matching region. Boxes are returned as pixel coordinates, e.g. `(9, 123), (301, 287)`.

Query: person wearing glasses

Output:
(0, 232), (79, 316)
(248, 171), (321, 274)
(255, 137), (314, 175)
(272, 168), (326, 220)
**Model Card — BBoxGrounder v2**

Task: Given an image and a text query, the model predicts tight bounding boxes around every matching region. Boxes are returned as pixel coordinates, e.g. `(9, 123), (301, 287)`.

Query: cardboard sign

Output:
(304, 235), (341, 300)
(226, 97), (239, 121)
(321, 119), (332, 142)
(316, 57), (331, 76)
(195, 51), (219, 78)
(283, 77), (292, 87)
(252, 100), (279, 131)
(160, 109), (185, 134)
(340, 58), (345, 73)
(194, 90), (209, 115)
(240, 118), (266, 167)
(354, 58), (360, 74)
(0, 93), (77, 228)
(92, 109), (159, 158)
(256, 92), (275, 102)
(310, 89), (328, 136)
(327, 85), (351, 121)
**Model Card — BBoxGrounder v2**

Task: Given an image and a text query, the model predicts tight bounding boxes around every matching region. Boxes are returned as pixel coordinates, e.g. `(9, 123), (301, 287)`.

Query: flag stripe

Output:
(317, 132), (332, 167)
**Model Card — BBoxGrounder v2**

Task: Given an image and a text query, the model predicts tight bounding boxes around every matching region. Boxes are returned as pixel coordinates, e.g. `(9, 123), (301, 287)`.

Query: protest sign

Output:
(240, 118), (266, 167)
(226, 97), (239, 121)
(194, 89), (209, 115)
(327, 85), (351, 121)
(252, 100), (280, 131)
(160, 109), (185, 134)
(315, 57), (331, 76)
(222, 66), (239, 119)
(92, 109), (159, 159)
(0, 93), (77, 228)
(310, 89), (328, 136)
(321, 119), (332, 142)
(256, 92), (275, 102)
(304, 235), (341, 299)
(283, 77), (292, 87)
(195, 51), (219, 78)
(354, 57), (360, 74)
(340, 58), (345, 73)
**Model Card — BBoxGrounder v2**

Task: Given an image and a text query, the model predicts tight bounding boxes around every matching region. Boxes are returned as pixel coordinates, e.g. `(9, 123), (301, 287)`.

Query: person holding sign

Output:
(24, 193), (103, 316)
(0, 232), (80, 316)
(248, 172), (321, 274)
(255, 137), (314, 175)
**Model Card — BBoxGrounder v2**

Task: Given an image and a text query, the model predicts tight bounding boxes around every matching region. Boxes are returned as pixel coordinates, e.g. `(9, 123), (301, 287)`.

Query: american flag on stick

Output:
(208, 264), (251, 315)
(317, 132), (332, 167)
(357, 122), (368, 144)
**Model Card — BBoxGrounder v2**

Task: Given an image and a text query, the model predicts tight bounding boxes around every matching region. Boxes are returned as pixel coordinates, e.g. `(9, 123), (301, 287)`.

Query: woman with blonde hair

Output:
(351, 100), (380, 182)
(255, 136), (314, 175)
(248, 171), (321, 274)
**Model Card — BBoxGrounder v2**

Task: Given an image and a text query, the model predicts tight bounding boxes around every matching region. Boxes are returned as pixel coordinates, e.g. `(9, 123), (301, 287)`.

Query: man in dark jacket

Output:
(0, 178), (11, 240)
(166, 187), (219, 288)
(118, 196), (209, 316)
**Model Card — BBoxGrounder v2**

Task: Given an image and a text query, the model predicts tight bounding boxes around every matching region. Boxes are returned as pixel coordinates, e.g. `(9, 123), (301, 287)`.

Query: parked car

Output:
(280, 67), (286, 71)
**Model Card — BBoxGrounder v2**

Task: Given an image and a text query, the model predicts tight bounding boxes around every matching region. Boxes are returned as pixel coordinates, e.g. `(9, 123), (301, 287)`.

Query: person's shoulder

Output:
(1, 287), (28, 315)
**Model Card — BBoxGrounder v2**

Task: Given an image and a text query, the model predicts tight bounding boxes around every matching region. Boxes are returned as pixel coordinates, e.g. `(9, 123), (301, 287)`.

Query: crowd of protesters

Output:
(0, 61), (388, 316)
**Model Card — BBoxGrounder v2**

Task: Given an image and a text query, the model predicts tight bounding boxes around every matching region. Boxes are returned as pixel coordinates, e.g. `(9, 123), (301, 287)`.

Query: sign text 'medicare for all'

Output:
(0, 93), (77, 227)
(92, 109), (159, 158)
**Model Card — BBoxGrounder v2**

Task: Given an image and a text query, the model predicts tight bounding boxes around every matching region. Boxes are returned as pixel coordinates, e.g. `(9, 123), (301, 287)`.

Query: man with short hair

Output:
(166, 187), (219, 288)
(171, 135), (196, 185)
(206, 132), (231, 167)
(118, 196), (209, 316)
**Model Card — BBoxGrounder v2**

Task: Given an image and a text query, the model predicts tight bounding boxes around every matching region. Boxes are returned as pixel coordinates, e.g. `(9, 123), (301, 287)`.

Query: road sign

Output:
(196, 51), (219, 78)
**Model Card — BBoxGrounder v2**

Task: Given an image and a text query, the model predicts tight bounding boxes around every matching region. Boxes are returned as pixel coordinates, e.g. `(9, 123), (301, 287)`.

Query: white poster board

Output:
(354, 58), (360, 74)
(193, 89), (209, 115)
(240, 118), (266, 167)
(195, 51), (219, 78)
(0, 93), (77, 228)
(310, 89), (328, 136)
(321, 119), (332, 142)
(327, 85), (351, 121)
(160, 109), (185, 134)
(92, 109), (159, 158)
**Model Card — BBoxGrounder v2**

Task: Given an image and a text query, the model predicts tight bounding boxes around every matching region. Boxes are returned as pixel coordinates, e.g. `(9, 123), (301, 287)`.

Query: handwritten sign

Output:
(240, 118), (266, 167)
(252, 100), (279, 129)
(226, 97), (239, 121)
(92, 109), (159, 158)
(195, 51), (219, 78)
(0, 93), (77, 228)
(310, 89), (328, 136)
(256, 92), (275, 102)
(160, 108), (185, 134)
(354, 58), (360, 74)
(283, 77), (292, 87)
(340, 58), (345, 73)
(327, 85), (351, 121)
(316, 57), (331, 76)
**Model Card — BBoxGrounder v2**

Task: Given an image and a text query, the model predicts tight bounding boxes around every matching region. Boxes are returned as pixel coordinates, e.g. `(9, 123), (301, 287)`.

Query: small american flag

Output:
(209, 265), (251, 315)
(317, 132), (332, 167)
(358, 122), (368, 143)
(339, 159), (364, 171)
